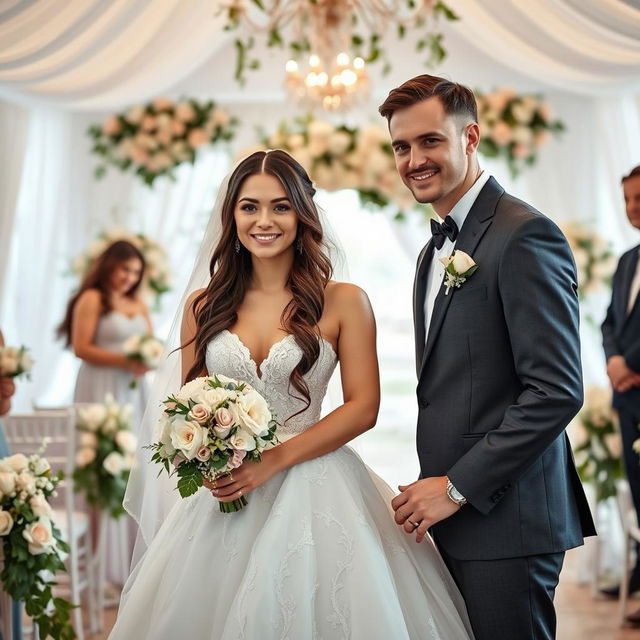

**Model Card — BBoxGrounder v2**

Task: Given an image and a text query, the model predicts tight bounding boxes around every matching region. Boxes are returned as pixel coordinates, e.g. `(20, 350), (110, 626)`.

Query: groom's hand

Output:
(391, 476), (460, 543)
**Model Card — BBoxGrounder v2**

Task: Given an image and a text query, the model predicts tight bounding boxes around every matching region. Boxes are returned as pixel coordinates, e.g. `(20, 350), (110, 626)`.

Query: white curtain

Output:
(1, 106), (230, 411)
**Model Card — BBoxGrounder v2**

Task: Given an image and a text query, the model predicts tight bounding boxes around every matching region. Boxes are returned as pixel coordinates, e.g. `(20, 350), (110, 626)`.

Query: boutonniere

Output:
(440, 250), (478, 295)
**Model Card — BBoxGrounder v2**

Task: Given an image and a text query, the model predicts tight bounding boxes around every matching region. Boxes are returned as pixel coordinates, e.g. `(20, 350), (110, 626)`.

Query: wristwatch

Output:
(446, 478), (467, 507)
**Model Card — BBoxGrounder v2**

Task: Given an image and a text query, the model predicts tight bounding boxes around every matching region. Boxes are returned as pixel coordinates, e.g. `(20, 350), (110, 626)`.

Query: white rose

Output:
(287, 134), (305, 149)
(229, 430), (256, 452)
(101, 416), (118, 435)
(123, 335), (142, 354)
(30, 494), (53, 518)
(202, 387), (234, 409)
(75, 447), (96, 467)
(78, 404), (108, 432)
(6, 454), (29, 473)
(170, 419), (207, 460)
(328, 131), (352, 155)
(0, 510), (13, 536)
(22, 518), (54, 555)
(176, 377), (210, 403)
(140, 339), (163, 367)
(79, 432), (98, 448)
(18, 350), (33, 373)
(189, 404), (211, 424)
(16, 471), (36, 495)
(0, 472), (16, 495)
(0, 350), (19, 375)
(31, 456), (50, 475)
(103, 451), (126, 476)
(605, 433), (622, 459)
(441, 250), (476, 274)
(115, 430), (138, 454)
(511, 126), (533, 146)
(125, 104), (146, 125)
(211, 109), (230, 127)
(236, 390), (271, 437)
(175, 102), (196, 123)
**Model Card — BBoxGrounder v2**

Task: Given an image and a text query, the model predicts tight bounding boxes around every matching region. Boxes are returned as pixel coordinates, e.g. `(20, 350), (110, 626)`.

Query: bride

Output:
(109, 150), (473, 639)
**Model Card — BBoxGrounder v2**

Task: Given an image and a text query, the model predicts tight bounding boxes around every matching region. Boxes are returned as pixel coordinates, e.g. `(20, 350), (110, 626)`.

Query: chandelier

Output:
(221, 0), (458, 111)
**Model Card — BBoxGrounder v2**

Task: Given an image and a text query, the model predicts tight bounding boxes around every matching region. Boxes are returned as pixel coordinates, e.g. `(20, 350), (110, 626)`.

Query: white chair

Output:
(616, 479), (640, 627)
(4, 409), (99, 639)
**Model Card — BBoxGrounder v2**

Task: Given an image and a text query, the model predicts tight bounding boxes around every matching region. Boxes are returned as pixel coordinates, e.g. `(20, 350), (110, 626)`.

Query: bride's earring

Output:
(234, 237), (241, 253)
(296, 237), (303, 254)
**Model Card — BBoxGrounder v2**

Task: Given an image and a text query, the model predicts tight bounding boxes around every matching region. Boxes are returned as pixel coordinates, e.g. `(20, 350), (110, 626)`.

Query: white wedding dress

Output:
(109, 330), (474, 640)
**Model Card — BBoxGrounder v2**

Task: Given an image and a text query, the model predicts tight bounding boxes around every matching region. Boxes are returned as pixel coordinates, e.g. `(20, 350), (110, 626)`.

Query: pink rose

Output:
(215, 408), (234, 428)
(171, 120), (186, 137)
(227, 448), (246, 469)
(130, 145), (150, 164)
(102, 115), (122, 137)
(153, 96), (174, 111)
(156, 129), (173, 146)
(187, 128), (208, 148)
(175, 102), (196, 123)
(142, 115), (157, 132)
(513, 143), (531, 159)
(196, 446), (211, 462)
(189, 404), (210, 424)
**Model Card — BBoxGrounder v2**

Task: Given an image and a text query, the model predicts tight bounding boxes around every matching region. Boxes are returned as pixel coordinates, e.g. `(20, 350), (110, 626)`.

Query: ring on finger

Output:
(407, 519), (420, 529)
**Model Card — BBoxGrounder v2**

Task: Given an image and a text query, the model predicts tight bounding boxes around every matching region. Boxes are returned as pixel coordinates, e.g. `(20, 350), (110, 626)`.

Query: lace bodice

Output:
(205, 330), (338, 441)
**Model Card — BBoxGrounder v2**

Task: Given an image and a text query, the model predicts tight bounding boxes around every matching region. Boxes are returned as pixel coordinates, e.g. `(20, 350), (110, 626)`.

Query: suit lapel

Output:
(419, 177), (504, 377)
(619, 250), (639, 325)
(413, 241), (433, 376)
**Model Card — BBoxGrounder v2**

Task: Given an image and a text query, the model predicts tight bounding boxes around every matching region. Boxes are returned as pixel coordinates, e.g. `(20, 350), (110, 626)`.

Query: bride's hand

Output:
(210, 449), (281, 502)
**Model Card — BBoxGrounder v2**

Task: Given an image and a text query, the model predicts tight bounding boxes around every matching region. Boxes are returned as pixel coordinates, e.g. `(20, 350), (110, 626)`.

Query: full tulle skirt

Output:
(110, 446), (473, 639)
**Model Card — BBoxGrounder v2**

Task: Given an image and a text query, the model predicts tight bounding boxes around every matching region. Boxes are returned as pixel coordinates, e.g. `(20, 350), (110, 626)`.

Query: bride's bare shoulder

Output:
(324, 281), (373, 317)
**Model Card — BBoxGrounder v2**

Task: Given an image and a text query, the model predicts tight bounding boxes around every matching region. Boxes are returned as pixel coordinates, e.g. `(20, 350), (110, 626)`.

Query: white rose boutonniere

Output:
(440, 250), (478, 295)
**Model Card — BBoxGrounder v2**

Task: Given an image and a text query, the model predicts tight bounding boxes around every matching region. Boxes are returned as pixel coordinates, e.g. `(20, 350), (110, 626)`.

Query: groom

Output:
(381, 75), (596, 639)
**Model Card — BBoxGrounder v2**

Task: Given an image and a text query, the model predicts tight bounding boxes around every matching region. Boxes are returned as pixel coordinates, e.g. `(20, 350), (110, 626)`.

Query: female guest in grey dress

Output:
(57, 240), (153, 424)
(57, 240), (153, 587)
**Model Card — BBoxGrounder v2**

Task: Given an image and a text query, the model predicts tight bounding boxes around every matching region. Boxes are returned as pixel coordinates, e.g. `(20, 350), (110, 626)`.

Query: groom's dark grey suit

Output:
(414, 177), (596, 639)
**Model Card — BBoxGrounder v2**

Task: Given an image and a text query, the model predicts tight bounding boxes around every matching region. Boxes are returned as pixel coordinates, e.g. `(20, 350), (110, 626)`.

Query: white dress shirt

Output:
(628, 248), (640, 314)
(424, 172), (492, 341)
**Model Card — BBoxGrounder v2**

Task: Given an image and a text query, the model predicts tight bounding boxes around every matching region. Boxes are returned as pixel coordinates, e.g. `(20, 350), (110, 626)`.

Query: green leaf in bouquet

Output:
(177, 473), (202, 498)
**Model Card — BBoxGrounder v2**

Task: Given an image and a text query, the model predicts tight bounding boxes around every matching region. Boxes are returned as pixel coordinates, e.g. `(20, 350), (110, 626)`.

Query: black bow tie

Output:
(430, 216), (459, 250)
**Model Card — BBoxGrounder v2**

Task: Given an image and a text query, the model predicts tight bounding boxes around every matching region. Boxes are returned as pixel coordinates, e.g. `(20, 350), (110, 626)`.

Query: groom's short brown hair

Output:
(378, 74), (478, 123)
(622, 166), (640, 184)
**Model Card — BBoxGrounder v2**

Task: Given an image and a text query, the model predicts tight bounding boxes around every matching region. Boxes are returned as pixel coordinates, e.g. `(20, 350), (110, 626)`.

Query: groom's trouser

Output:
(439, 548), (564, 640)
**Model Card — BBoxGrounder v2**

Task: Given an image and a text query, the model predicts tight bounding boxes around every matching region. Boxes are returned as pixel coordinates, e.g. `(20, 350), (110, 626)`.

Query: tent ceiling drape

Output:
(0, 0), (639, 111)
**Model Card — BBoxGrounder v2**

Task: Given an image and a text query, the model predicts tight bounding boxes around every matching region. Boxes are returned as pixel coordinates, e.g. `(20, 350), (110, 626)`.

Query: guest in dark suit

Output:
(379, 75), (596, 640)
(601, 165), (640, 609)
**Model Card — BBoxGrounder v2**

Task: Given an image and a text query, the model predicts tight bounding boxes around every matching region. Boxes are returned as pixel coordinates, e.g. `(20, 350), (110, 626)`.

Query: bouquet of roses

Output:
(0, 448), (76, 639)
(123, 334), (164, 388)
(0, 345), (34, 380)
(149, 375), (279, 513)
(73, 395), (137, 518)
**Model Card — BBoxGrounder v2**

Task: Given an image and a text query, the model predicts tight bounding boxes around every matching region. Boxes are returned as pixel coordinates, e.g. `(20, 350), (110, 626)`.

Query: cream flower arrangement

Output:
(561, 222), (616, 298)
(89, 97), (237, 186)
(73, 395), (137, 519)
(475, 88), (565, 177)
(569, 385), (624, 502)
(71, 227), (171, 308)
(248, 116), (419, 220)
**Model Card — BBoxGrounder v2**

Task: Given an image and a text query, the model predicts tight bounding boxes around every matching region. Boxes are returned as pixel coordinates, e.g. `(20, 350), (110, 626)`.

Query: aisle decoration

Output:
(71, 227), (171, 308)
(88, 97), (237, 186)
(0, 448), (76, 639)
(149, 375), (279, 513)
(251, 116), (420, 219)
(0, 346), (33, 380)
(570, 386), (624, 502)
(73, 396), (137, 519)
(561, 222), (615, 298)
(475, 88), (565, 177)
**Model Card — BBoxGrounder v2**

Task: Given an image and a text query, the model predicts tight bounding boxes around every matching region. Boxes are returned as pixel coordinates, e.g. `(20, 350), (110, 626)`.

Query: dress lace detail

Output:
(206, 330), (337, 441)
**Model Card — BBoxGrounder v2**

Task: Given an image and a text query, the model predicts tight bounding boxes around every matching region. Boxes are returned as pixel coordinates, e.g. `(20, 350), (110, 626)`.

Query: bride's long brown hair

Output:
(185, 150), (333, 413)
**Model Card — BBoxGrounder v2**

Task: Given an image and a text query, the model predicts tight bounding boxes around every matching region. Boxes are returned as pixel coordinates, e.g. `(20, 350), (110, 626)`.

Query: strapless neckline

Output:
(222, 329), (336, 380)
